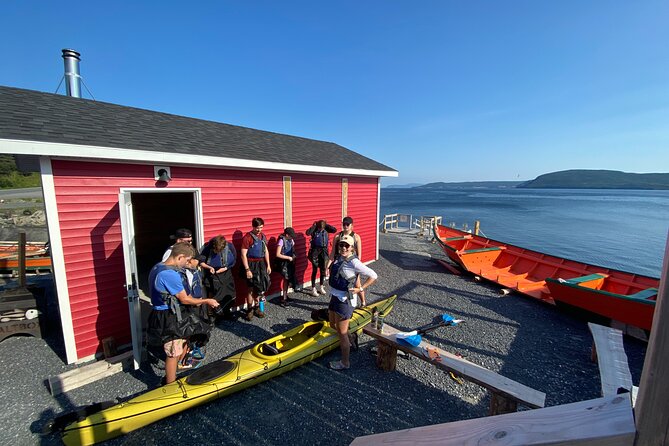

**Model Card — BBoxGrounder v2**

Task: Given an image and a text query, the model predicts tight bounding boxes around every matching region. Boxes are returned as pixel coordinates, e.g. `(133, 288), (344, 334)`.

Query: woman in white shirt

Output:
(326, 235), (378, 370)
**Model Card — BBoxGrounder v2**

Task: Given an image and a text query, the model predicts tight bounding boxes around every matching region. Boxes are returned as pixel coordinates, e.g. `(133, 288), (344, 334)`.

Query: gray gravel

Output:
(0, 231), (647, 445)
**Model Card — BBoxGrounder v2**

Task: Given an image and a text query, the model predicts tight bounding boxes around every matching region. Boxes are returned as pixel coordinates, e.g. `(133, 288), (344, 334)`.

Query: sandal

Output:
(329, 360), (350, 370)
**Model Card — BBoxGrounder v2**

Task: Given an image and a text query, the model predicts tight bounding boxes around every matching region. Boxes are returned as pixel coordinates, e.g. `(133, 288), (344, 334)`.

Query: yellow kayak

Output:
(61, 295), (397, 445)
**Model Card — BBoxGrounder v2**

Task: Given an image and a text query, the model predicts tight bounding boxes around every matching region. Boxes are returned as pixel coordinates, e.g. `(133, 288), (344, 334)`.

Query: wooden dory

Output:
(434, 224), (659, 331)
(0, 241), (51, 271)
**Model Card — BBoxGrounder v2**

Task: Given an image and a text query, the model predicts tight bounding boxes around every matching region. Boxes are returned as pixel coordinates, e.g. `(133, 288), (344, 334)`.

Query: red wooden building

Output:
(0, 86), (397, 365)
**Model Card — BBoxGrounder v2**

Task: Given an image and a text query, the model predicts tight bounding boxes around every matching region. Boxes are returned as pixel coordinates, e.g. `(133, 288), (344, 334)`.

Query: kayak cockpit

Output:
(253, 322), (327, 358)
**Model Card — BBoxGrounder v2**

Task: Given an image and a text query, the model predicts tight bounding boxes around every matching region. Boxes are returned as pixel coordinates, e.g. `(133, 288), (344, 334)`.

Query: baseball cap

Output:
(173, 228), (192, 239)
(342, 216), (353, 226)
(339, 235), (355, 246)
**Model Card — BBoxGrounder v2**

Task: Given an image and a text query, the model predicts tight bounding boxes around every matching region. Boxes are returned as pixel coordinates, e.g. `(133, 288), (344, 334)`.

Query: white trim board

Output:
(40, 156), (78, 364)
(0, 139), (399, 178)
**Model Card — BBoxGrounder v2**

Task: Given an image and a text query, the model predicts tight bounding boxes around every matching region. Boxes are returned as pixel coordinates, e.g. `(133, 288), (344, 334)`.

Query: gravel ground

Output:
(0, 231), (647, 445)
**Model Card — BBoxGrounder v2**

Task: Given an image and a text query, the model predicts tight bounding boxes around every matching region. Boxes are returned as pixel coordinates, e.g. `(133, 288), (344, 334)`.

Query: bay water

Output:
(381, 188), (669, 277)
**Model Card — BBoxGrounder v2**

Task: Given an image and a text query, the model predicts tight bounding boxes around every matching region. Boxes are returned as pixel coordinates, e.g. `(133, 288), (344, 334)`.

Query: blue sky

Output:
(2, 1), (667, 185)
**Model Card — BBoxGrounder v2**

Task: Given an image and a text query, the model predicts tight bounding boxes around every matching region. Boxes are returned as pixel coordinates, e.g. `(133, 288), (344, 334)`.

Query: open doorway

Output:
(129, 191), (198, 298)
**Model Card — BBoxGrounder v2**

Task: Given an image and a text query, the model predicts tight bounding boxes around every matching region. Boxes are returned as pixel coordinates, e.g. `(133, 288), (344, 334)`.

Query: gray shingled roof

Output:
(0, 86), (395, 173)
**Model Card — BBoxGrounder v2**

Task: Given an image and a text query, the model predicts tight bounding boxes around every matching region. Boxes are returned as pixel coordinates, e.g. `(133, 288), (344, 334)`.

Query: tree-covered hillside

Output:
(518, 170), (669, 189)
(0, 155), (41, 189)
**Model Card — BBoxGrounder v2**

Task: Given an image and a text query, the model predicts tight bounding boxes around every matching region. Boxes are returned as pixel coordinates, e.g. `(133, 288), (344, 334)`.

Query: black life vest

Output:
(328, 254), (358, 292)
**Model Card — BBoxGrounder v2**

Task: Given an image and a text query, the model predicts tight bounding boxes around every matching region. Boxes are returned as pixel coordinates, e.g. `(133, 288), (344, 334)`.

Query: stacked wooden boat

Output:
(434, 224), (659, 331)
(0, 241), (51, 272)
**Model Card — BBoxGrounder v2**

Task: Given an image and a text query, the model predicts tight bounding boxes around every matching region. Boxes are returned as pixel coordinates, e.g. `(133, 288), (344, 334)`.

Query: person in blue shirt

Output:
(147, 243), (220, 384)
(200, 235), (237, 319)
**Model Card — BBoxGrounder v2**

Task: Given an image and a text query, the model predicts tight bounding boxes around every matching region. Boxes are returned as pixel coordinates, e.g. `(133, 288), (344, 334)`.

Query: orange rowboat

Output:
(0, 242), (51, 271)
(434, 224), (659, 331)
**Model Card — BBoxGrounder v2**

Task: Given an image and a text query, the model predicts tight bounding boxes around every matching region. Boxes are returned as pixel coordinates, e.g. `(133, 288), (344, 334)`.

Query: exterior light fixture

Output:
(154, 166), (172, 184)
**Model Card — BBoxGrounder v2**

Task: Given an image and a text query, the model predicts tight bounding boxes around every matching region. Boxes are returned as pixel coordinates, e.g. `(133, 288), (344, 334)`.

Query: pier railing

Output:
(381, 213), (442, 239)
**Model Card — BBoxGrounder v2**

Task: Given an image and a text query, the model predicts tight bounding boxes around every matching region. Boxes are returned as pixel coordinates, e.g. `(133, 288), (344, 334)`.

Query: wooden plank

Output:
(588, 323), (633, 397)
(436, 259), (462, 275)
(363, 324), (545, 409)
(48, 351), (133, 396)
(283, 176), (292, 227)
(350, 394), (635, 446)
(635, 232), (669, 445)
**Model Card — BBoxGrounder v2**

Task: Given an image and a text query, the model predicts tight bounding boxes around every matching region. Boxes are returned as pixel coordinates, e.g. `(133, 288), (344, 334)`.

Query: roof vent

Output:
(61, 49), (82, 98)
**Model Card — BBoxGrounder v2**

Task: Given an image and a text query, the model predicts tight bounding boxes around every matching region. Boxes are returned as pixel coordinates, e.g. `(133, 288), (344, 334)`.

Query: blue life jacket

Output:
(247, 232), (267, 259)
(205, 243), (235, 269)
(311, 229), (329, 248)
(148, 263), (185, 320)
(328, 254), (358, 292)
(279, 235), (294, 257)
(185, 269), (204, 298)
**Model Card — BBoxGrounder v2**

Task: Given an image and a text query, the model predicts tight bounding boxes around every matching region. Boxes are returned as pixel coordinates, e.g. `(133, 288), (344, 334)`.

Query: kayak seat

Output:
(260, 343), (280, 356)
(627, 288), (658, 300)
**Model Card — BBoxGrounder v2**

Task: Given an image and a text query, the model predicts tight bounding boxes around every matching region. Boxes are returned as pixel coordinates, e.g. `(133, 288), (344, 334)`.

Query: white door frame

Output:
(118, 187), (203, 369)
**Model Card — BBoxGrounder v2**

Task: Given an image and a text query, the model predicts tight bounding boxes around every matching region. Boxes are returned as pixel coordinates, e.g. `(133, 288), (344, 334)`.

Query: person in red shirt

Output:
(240, 217), (271, 321)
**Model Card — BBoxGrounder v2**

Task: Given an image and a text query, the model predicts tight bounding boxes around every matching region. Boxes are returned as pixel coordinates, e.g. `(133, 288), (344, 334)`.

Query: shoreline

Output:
(0, 230), (647, 445)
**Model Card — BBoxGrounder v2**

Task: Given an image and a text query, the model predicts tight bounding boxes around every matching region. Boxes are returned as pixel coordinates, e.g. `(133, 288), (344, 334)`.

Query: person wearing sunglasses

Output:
(326, 235), (378, 370)
(162, 228), (193, 262)
(330, 216), (365, 305)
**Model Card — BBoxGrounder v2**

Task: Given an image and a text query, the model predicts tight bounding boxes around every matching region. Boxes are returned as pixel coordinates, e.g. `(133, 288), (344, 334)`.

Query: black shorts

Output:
(328, 295), (354, 320)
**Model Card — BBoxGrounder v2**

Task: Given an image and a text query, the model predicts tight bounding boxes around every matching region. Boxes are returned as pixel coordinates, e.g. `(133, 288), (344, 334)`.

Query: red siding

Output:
(291, 174), (343, 285)
(51, 160), (380, 360)
(347, 177), (379, 263)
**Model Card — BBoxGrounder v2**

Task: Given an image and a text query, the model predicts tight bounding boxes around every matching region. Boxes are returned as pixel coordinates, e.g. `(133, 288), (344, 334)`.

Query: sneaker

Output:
(318, 285), (327, 294)
(279, 300), (288, 308)
(254, 308), (266, 318)
(311, 287), (319, 297)
(329, 360), (350, 370)
(244, 309), (254, 321)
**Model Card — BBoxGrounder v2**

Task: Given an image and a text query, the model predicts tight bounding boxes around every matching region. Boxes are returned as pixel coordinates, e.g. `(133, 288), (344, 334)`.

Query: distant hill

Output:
(384, 183), (424, 189)
(518, 170), (669, 190)
(415, 181), (523, 189)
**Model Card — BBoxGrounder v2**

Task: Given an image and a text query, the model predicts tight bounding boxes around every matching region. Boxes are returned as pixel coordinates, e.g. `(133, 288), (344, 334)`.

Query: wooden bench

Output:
(363, 324), (546, 415)
(627, 288), (658, 300)
(566, 273), (608, 284)
(587, 322), (633, 398)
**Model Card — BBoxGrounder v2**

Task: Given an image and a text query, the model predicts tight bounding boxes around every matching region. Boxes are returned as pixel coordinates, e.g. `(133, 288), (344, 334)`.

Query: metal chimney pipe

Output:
(61, 49), (82, 98)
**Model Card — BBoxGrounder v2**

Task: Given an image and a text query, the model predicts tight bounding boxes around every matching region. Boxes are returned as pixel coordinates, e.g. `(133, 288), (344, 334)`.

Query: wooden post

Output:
(634, 230), (669, 445)
(342, 178), (348, 219)
(283, 176), (292, 227)
(376, 341), (398, 371)
(490, 393), (518, 415)
(474, 220), (480, 236)
(18, 231), (26, 287)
